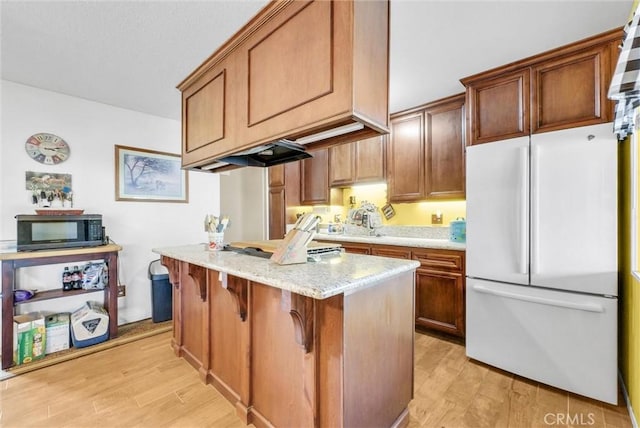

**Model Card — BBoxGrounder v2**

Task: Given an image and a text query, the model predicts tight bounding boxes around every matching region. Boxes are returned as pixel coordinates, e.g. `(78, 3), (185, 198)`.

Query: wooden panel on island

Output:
(159, 251), (416, 428)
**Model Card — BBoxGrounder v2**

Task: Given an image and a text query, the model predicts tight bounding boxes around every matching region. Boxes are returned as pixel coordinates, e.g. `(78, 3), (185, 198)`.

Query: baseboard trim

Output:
(620, 372), (639, 428)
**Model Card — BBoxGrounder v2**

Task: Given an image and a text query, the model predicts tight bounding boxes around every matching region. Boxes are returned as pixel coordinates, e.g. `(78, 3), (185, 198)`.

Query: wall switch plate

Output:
(431, 213), (443, 225)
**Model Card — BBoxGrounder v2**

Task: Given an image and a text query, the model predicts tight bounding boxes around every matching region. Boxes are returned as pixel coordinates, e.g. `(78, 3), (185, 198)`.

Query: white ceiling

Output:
(1, 1), (633, 121)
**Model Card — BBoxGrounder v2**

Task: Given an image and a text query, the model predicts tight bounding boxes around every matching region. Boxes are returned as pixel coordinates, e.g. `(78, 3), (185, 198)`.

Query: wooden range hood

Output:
(177, 0), (390, 171)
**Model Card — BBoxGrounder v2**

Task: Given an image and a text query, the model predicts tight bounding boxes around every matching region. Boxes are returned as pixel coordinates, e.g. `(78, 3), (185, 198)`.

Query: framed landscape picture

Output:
(115, 145), (188, 203)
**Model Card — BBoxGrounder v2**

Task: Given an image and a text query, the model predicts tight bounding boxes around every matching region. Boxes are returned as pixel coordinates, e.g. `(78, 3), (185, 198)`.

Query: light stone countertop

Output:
(314, 233), (466, 251)
(152, 244), (420, 300)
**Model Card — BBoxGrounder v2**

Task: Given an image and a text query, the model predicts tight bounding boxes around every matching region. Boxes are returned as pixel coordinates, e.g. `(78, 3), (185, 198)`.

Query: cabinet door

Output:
(329, 143), (356, 187)
(355, 135), (386, 183)
(424, 95), (465, 200)
(388, 112), (425, 202)
(415, 269), (465, 337)
(301, 148), (329, 205)
(370, 245), (411, 259)
(284, 161), (301, 207)
(465, 69), (530, 145)
(181, 56), (240, 168)
(268, 187), (286, 240)
(240, 1), (388, 147)
(268, 165), (285, 187)
(532, 44), (613, 133)
(340, 242), (371, 255)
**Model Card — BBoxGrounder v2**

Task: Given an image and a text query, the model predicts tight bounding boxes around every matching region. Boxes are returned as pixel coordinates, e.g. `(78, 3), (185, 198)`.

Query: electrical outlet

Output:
(118, 285), (126, 297)
(431, 213), (443, 225)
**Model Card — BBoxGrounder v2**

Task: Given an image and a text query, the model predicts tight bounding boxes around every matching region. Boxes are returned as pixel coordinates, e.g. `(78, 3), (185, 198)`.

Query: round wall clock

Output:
(25, 133), (70, 165)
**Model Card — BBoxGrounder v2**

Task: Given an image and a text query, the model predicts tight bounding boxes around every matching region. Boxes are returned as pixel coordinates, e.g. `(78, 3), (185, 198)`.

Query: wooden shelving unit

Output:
(1, 244), (122, 369)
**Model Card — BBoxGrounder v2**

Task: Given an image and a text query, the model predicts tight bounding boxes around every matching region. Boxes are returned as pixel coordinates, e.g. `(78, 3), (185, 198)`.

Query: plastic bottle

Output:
(71, 265), (82, 290)
(62, 266), (73, 291)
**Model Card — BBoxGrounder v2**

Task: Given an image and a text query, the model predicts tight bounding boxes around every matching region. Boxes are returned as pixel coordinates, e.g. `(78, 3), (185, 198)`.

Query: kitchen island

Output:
(153, 244), (419, 428)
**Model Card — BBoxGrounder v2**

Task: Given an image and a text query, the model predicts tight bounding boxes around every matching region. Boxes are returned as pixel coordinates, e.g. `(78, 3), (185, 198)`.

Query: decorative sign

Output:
(25, 171), (73, 207)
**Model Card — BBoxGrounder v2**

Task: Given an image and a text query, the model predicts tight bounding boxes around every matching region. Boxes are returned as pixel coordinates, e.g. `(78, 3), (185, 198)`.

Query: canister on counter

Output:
(449, 218), (466, 243)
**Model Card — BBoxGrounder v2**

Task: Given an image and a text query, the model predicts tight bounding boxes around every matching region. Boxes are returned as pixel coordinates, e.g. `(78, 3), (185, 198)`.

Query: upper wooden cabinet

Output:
(301, 148), (330, 205)
(464, 69), (530, 145)
(531, 43), (613, 133)
(355, 136), (386, 183)
(178, 0), (391, 171)
(328, 143), (355, 187)
(329, 135), (386, 187)
(388, 112), (425, 202)
(267, 162), (301, 239)
(462, 28), (621, 145)
(424, 95), (465, 200)
(181, 56), (241, 167)
(388, 94), (465, 202)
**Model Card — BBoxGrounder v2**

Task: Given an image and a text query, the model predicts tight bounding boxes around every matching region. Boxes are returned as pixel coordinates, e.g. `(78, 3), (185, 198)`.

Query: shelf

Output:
(13, 287), (107, 306)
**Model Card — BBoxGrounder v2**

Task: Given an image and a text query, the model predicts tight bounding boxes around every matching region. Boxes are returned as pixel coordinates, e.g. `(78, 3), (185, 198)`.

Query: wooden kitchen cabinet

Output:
(355, 136), (386, 183)
(268, 187), (286, 240)
(339, 242), (372, 255)
(388, 112), (425, 202)
(268, 162), (301, 239)
(180, 56), (241, 167)
(178, 0), (390, 170)
(329, 143), (355, 187)
(388, 94), (465, 202)
(325, 240), (466, 337)
(329, 135), (386, 187)
(413, 248), (465, 337)
(370, 245), (411, 259)
(531, 43), (614, 133)
(424, 94), (465, 199)
(462, 28), (620, 145)
(301, 148), (329, 205)
(300, 148), (342, 205)
(464, 69), (530, 145)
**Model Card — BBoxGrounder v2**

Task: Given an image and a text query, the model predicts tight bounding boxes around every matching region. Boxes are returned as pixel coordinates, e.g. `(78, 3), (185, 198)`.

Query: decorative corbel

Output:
(220, 273), (248, 321)
(188, 264), (207, 301)
(161, 256), (181, 289)
(280, 290), (314, 353)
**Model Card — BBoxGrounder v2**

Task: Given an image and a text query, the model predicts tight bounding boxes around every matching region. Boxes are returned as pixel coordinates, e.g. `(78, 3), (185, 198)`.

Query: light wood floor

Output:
(0, 330), (632, 428)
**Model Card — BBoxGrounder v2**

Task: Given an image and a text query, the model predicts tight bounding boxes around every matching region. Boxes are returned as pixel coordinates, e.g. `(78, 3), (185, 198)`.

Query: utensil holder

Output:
(208, 232), (225, 251)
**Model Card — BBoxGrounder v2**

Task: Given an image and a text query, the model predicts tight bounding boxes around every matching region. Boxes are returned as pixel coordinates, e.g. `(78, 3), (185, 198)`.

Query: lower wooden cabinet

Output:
(328, 241), (466, 337)
(370, 245), (411, 259)
(340, 242), (372, 255)
(414, 268), (464, 337)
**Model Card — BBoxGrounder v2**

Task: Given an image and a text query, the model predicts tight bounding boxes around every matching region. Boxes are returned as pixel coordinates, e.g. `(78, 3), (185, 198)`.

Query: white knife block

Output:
(271, 229), (314, 265)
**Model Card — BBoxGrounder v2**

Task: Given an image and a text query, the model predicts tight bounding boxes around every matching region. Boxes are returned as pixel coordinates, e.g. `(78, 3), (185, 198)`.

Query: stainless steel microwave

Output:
(16, 214), (104, 251)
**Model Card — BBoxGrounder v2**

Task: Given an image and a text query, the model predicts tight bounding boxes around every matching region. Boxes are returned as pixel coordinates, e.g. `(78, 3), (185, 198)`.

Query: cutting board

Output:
(230, 239), (341, 253)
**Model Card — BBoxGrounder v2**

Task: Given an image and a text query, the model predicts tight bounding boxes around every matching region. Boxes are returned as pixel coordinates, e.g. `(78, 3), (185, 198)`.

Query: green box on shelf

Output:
(13, 313), (46, 365)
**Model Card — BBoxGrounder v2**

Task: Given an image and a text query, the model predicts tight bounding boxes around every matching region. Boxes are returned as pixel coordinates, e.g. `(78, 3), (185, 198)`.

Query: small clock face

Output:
(25, 133), (70, 165)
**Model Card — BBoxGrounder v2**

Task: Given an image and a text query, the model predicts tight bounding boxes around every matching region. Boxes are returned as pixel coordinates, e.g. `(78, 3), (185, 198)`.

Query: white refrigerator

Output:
(465, 123), (618, 404)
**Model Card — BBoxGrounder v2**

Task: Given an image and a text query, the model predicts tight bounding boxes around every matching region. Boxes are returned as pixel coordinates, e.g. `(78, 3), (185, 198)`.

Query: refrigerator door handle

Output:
(530, 145), (540, 274)
(472, 284), (605, 313)
(519, 146), (529, 275)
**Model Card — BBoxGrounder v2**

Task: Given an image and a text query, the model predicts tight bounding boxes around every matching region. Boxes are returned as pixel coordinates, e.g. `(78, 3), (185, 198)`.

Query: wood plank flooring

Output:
(0, 330), (633, 428)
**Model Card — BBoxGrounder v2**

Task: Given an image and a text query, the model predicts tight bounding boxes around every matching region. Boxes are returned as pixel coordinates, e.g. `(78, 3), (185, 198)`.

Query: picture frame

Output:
(115, 145), (188, 203)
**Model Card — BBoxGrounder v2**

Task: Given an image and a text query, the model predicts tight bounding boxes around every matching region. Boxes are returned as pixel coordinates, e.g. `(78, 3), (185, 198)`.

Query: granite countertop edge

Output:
(314, 233), (466, 251)
(152, 244), (420, 300)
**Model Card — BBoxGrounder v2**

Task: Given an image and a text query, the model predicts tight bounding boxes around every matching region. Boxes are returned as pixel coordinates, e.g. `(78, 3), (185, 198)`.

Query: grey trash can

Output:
(148, 260), (172, 323)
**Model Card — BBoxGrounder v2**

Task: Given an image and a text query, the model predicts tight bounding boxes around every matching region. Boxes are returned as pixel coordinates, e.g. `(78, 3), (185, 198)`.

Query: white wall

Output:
(0, 81), (220, 328)
(219, 167), (268, 243)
